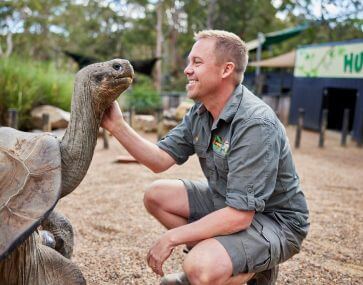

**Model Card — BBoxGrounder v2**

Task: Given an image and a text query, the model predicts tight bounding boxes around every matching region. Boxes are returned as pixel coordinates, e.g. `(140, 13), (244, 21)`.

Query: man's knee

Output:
(183, 248), (231, 285)
(143, 180), (165, 212)
(184, 262), (217, 285)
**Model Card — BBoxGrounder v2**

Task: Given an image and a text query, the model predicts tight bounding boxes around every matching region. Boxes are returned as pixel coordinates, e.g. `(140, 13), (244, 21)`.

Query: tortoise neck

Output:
(60, 82), (101, 197)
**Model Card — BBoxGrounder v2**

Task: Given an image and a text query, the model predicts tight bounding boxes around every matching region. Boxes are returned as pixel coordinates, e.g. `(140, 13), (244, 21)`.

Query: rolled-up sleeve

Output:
(226, 119), (280, 212)
(157, 110), (195, 165)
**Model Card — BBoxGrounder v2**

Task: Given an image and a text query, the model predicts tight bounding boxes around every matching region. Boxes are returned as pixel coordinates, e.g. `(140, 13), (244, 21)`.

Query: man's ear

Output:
(221, 62), (235, 79)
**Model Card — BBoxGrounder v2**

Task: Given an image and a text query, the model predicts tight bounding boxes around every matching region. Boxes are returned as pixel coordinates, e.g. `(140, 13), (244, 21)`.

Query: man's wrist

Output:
(109, 118), (126, 135)
(164, 230), (179, 248)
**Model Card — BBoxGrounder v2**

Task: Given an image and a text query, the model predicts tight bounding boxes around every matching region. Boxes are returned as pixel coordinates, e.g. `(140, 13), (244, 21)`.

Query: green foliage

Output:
(1, 0), (362, 95)
(124, 74), (161, 114)
(0, 56), (74, 130)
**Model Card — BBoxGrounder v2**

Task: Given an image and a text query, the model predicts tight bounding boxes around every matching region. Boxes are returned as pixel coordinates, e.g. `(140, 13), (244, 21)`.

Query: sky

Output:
(272, 0), (363, 21)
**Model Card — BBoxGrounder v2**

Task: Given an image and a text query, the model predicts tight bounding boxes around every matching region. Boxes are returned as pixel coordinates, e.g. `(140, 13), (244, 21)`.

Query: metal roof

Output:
(246, 24), (309, 51)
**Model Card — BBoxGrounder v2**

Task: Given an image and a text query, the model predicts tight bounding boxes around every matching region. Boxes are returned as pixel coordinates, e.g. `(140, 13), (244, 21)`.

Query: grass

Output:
(0, 57), (74, 130)
(124, 74), (161, 114)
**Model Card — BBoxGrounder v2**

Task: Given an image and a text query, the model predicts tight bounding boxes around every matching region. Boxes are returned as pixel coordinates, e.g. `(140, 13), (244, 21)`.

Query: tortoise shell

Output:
(0, 127), (61, 260)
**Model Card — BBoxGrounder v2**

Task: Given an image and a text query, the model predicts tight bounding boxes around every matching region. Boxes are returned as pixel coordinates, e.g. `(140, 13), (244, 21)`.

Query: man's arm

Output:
(102, 102), (175, 173)
(168, 206), (254, 244)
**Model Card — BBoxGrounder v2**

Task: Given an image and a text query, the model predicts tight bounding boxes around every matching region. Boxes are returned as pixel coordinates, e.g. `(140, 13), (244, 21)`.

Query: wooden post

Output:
(42, 113), (51, 132)
(7, 108), (18, 129)
(358, 113), (363, 148)
(295, 108), (304, 149)
(319, 109), (328, 148)
(340, 109), (350, 147)
(129, 107), (134, 127)
(156, 107), (163, 140)
(102, 128), (109, 149)
(155, 1), (163, 92)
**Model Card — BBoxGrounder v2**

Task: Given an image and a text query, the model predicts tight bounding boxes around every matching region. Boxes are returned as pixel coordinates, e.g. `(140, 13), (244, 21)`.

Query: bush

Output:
(123, 74), (161, 114)
(0, 57), (74, 130)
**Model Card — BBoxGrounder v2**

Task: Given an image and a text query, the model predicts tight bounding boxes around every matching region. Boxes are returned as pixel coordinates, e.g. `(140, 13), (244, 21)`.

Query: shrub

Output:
(123, 74), (161, 114)
(0, 57), (74, 130)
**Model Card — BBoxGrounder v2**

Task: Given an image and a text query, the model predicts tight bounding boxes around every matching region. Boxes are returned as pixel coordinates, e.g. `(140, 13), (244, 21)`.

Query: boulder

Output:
(133, 115), (157, 132)
(175, 100), (194, 121)
(31, 105), (70, 130)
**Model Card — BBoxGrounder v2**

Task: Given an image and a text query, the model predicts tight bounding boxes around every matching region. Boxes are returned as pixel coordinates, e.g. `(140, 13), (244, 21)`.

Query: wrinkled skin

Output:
(60, 59), (134, 197)
(41, 211), (74, 259)
(0, 59), (134, 284)
(0, 232), (85, 285)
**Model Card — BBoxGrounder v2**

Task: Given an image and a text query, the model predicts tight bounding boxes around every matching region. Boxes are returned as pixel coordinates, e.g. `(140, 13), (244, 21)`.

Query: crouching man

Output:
(102, 30), (309, 285)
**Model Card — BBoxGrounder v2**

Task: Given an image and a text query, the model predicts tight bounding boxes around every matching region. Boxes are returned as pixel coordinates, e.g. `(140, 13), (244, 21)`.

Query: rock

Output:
(157, 118), (178, 139)
(133, 115), (157, 132)
(163, 108), (177, 120)
(31, 105), (70, 129)
(175, 100), (194, 121)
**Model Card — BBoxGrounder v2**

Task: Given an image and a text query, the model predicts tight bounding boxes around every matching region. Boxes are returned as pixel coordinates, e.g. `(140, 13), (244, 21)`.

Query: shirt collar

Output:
(197, 84), (244, 119)
(218, 84), (244, 123)
(211, 84), (244, 130)
(197, 103), (207, 115)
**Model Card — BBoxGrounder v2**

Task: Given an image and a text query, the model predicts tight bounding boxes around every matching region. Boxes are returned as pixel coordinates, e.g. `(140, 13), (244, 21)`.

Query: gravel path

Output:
(57, 126), (363, 285)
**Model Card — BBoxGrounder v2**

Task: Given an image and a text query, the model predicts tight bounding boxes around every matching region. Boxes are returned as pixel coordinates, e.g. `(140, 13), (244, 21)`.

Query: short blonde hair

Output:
(194, 30), (248, 84)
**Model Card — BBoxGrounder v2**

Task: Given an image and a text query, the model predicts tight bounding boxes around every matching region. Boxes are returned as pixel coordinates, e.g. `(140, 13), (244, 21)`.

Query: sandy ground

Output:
(57, 126), (363, 285)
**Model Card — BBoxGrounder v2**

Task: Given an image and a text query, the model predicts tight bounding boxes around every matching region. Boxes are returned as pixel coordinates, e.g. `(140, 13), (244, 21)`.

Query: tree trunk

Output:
(155, 1), (163, 92)
(0, 32), (13, 58)
(207, 0), (217, 29)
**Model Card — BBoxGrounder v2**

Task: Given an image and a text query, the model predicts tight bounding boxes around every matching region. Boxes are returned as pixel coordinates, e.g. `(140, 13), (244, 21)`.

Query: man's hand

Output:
(101, 101), (124, 133)
(146, 234), (175, 276)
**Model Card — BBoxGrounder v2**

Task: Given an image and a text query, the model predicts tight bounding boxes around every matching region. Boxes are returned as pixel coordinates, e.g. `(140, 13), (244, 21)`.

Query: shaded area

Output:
(322, 88), (357, 131)
(63, 51), (160, 77)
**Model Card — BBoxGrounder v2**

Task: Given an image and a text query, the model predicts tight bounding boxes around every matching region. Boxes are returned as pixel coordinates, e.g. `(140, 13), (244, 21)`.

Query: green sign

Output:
(294, 42), (363, 78)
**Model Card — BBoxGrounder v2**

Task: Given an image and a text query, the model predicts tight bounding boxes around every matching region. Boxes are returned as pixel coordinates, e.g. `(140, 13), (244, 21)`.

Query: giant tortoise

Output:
(0, 59), (134, 284)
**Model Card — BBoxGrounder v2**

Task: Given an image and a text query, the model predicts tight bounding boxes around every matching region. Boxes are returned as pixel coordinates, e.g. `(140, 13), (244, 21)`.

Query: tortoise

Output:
(0, 58), (134, 285)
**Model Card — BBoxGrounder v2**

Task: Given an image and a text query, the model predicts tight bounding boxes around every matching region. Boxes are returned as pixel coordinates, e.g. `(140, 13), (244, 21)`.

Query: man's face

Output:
(184, 38), (223, 101)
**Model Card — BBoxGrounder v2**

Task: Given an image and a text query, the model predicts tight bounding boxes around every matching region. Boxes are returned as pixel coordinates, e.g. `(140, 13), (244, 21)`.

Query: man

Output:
(101, 30), (309, 285)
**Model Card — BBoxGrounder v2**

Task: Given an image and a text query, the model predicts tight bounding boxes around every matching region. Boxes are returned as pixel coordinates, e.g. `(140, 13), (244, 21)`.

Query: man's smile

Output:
(187, 79), (198, 89)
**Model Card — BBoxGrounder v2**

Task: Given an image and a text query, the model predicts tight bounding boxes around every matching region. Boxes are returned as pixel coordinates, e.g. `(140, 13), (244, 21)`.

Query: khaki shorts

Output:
(181, 179), (303, 276)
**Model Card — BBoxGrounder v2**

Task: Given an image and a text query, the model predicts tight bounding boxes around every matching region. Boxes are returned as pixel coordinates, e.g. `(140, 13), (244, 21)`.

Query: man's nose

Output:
(184, 64), (192, 75)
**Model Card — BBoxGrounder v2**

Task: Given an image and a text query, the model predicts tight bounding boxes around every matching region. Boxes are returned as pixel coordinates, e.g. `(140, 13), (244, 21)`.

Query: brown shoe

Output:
(160, 272), (190, 285)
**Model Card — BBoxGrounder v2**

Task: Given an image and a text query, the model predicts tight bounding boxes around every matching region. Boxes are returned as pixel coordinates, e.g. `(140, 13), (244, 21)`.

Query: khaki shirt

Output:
(157, 84), (309, 237)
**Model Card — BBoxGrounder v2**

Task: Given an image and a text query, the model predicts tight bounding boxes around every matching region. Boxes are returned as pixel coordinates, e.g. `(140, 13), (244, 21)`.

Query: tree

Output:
(275, 0), (363, 42)
(0, 1), (28, 58)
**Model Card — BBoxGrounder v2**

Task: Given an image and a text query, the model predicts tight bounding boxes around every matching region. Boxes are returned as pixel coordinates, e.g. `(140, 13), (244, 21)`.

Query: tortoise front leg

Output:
(36, 241), (86, 285)
(0, 232), (86, 285)
(41, 210), (74, 258)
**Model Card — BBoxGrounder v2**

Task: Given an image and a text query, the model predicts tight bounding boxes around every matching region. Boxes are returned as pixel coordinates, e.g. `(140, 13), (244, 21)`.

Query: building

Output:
(289, 40), (363, 141)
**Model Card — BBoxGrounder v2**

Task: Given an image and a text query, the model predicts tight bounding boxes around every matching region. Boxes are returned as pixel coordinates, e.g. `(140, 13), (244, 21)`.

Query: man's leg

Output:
(143, 179), (190, 229)
(182, 238), (254, 285)
(145, 180), (258, 284)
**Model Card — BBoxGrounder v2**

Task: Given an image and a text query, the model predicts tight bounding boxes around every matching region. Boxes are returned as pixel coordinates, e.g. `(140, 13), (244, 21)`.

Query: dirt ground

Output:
(57, 126), (363, 285)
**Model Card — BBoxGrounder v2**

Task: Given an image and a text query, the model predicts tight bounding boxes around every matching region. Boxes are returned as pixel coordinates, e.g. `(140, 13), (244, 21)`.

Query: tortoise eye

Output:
(112, 63), (122, 71)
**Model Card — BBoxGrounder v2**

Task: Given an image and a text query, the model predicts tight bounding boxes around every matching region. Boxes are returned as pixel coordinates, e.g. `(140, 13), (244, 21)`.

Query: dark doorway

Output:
(321, 88), (357, 131)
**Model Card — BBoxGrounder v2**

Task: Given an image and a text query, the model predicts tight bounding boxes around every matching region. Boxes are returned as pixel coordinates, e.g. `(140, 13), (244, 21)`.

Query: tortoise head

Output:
(75, 58), (134, 111)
